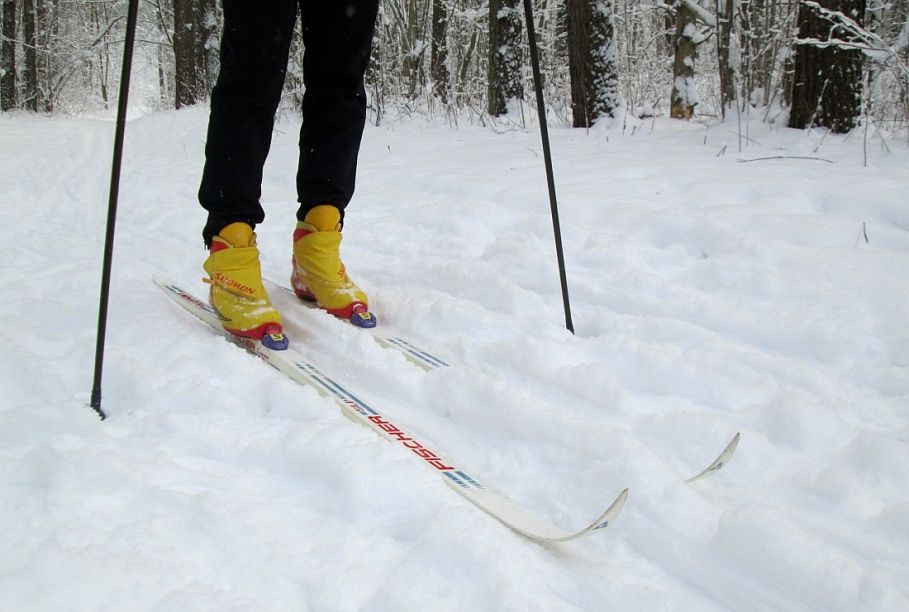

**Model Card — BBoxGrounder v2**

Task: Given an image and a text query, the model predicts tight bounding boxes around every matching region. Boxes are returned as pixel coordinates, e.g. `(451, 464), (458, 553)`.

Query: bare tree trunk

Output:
(1, 0), (16, 110)
(431, 0), (449, 100)
(716, 0), (735, 116)
(173, 0), (198, 108)
(486, 0), (523, 116)
(757, 0), (774, 104)
(194, 0), (218, 95)
(396, 0), (424, 99)
(23, 0), (38, 110)
(788, 0), (866, 132)
(567, 0), (621, 127)
(39, 0), (52, 112)
(153, 0), (173, 107)
(738, 0), (773, 105)
(89, 2), (111, 106)
(670, 1), (698, 119)
(457, 23), (479, 94)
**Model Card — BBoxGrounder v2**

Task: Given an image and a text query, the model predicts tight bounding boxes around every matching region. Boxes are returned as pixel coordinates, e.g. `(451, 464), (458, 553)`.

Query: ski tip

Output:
(603, 487), (630, 524)
(685, 432), (741, 484)
(583, 488), (629, 536)
(516, 487), (630, 543)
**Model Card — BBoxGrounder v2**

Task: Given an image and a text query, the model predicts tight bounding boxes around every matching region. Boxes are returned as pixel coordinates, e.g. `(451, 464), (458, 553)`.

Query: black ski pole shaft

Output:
(90, 0), (140, 420)
(521, 0), (574, 334)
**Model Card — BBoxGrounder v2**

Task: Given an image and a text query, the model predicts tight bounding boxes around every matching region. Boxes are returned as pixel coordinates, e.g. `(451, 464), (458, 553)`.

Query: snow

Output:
(674, 74), (699, 106)
(1, 107), (908, 610)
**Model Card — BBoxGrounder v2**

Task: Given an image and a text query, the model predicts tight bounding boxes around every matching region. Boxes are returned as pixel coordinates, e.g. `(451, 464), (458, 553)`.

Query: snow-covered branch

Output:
(797, 0), (909, 78)
(680, 0), (717, 28)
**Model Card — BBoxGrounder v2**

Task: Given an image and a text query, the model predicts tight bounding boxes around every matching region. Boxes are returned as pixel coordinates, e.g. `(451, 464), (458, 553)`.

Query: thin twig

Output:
(737, 155), (834, 163)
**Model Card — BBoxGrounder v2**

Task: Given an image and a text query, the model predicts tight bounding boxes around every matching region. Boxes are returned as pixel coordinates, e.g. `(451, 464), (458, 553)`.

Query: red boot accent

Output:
(324, 301), (369, 320)
(224, 321), (284, 341)
(210, 240), (229, 253)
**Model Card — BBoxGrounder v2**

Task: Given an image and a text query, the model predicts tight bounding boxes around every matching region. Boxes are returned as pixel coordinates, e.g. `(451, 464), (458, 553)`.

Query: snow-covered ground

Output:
(1, 107), (907, 611)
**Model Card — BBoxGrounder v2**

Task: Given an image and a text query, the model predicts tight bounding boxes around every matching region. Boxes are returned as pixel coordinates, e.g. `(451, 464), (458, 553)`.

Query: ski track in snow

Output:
(1, 108), (908, 611)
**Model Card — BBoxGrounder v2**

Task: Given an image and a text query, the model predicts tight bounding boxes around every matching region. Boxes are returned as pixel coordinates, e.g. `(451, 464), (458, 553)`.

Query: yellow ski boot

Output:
(290, 205), (376, 328)
(203, 222), (288, 349)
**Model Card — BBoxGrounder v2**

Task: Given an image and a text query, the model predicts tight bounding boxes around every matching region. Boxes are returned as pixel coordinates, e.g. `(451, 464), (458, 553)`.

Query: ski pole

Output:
(521, 0), (574, 334)
(90, 0), (141, 420)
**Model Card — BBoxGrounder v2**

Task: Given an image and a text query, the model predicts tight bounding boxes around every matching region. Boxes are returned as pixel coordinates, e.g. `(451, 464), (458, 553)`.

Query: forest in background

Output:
(1, 0), (908, 136)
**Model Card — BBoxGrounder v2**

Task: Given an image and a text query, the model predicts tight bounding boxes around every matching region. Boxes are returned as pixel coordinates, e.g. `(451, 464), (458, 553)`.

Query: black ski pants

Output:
(199, 0), (379, 246)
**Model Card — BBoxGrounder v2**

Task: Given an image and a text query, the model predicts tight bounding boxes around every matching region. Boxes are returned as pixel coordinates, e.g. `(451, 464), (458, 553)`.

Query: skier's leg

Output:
(199, 0), (297, 347)
(295, 0), (379, 222)
(199, 0), (298, 246)
(290, 0), (379, 328)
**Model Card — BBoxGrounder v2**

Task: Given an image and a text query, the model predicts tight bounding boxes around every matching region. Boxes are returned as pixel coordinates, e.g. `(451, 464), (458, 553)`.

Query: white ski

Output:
(266, 281), (739, 483)
(266, 280), (449, 371)
(267, 280), (740, 484)
(155, 276), (629, 542)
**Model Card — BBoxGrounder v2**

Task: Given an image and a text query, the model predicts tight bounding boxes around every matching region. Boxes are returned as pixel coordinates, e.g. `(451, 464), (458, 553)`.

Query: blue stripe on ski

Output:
(294, 361), (380, 417)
